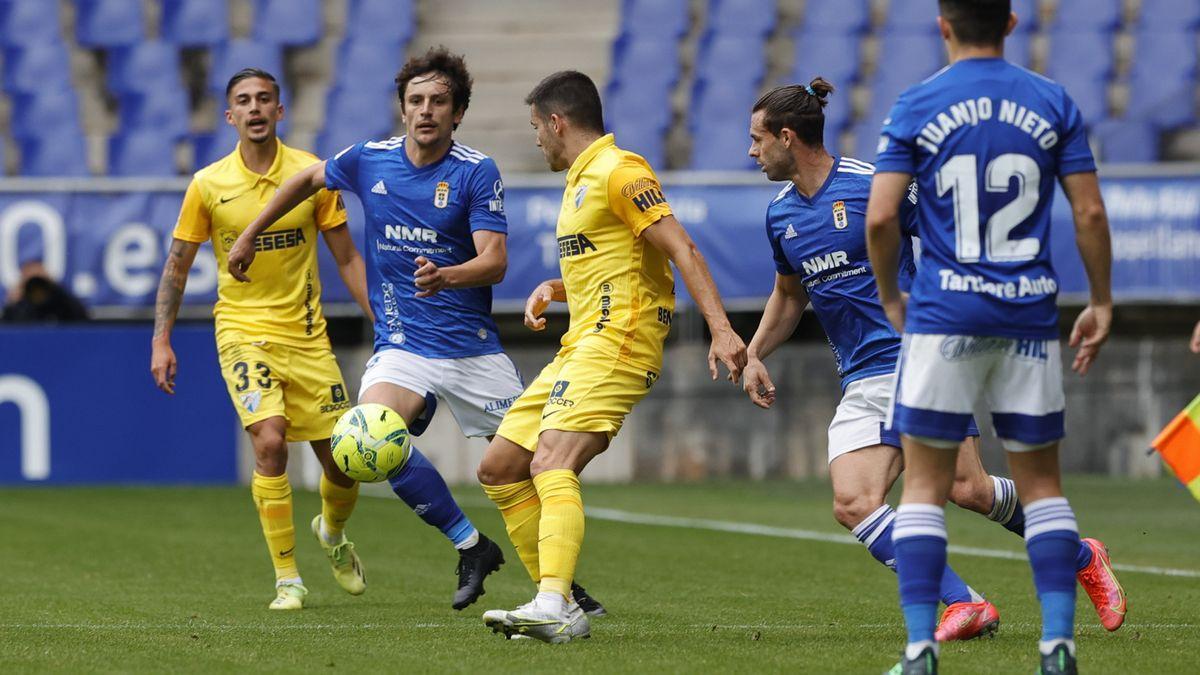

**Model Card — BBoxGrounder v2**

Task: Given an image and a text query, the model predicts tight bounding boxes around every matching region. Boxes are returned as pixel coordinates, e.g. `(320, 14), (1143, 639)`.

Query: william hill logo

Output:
(255, 227), (306, 252)
(558, 233), (597, 259)
(623, 178), (666, 213)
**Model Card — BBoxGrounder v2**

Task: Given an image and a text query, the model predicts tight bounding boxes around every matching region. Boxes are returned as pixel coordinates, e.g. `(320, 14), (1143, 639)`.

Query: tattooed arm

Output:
(151, 238), (201, 394)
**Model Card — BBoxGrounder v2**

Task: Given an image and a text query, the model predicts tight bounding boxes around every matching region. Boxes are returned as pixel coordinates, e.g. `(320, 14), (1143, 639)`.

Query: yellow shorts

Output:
(217, 341), (351, 442)
(497, 346), (660, 453)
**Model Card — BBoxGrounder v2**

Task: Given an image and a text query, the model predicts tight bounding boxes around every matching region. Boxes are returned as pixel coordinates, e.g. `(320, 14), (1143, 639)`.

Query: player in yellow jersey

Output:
(150, 69), (373, 610)
(478, 71), (748, 643)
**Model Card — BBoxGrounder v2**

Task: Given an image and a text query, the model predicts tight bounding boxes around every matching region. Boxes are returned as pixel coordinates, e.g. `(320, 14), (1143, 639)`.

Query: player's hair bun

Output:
(807, 77), (835, 108)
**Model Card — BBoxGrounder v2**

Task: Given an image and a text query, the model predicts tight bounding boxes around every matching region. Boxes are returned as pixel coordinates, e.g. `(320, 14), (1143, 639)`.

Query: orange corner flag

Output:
(1152, 393), (1200, 502)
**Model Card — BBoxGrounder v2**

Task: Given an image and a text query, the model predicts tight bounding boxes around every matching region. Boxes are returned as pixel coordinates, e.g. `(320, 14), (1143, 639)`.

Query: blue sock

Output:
(388, 446), (478, 548)
(1024, 497), (1080, 643)
(893, 504), (948, 646)
(988, 476), (1026, 537)
(1075, 538), (1094, 571)
(853, 504), (973, 605)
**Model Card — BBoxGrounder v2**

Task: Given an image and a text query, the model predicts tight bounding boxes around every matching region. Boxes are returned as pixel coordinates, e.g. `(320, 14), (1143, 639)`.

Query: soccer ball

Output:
(330, 403), (412, 483)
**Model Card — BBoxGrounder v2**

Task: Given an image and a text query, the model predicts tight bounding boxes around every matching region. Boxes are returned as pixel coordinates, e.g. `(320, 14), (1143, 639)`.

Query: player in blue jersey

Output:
(742, 78), (1022, 643)
(865, 2), (1123, 673)
(229, 48), (608, 614)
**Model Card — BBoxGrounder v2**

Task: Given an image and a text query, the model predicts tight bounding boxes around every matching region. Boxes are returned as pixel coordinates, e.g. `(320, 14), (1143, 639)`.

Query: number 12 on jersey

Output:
(936, 153), (1041, 264)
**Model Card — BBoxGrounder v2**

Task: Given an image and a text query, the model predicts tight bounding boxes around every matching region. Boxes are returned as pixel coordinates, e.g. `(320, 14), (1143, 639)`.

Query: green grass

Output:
(1, 477), (1197, 673)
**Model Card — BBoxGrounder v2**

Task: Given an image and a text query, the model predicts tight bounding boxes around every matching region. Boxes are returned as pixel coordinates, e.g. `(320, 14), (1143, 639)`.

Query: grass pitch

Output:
(2, 477), (1197, 673)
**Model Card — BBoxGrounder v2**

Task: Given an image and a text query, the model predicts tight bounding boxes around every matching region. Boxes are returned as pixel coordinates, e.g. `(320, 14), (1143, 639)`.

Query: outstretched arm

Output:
(642, 214), (748, 382)
(151, 238), (201, 394)
(228, 160), (327, 281)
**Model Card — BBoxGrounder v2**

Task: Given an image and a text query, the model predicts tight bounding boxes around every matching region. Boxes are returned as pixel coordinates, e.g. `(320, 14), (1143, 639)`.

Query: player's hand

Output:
(742, 359), (776, 409)
(708, 327), (748, 384)
(1068, 302), (1112, 376)
(413, 256), (447, 297)
(227, 234), (256, 282)
(881, 295), (906, 334)
(524, 283), (554, 331)
(150, 338), (178, 395)
(1191, 320), (1200, 354)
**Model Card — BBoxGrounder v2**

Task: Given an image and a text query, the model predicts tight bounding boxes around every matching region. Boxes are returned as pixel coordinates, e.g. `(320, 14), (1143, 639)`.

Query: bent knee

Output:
(832, 493), (887, 530)
(949, 475), (993, 514)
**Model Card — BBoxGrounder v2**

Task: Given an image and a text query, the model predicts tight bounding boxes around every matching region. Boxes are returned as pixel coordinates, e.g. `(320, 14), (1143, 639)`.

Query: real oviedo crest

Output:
(832, 200), (848, 230)
(434, 181), (451, 208)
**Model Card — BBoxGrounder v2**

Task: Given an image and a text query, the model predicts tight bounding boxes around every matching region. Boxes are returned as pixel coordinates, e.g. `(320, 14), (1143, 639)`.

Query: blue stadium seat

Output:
(316, 126), (370, 163)
(108, 131), (179, 176)
(850, 115), (887, 162)
(620, 0), (689, 38)
(2, 44), (72, 95)
(1005, 30), (1032, 69)
(1126, 29), (1197, 128)
(1138, 0), (1200, 28)
(1091, 119), (1159, 162)
(696, 34), (766, 86)
(611, 37), (682, 92)
(117, 89), (190, 139)
(320, 87), (394, 158)
(0, 0), (63, 47)
(9, 91), (81, 141)
(18, 134), (90, 176)
(208, 40), (284, 93)
(1051, 0), (1122, 32)
(800, 0), (869, 34)
(791, 30), (862, 87)
(1011, 0), (1039, 32)
(884, 0), (940, 33)
(345, 0), (416, 44)
(161, 0), (229, 47)
(75, 0), (143, 48)
(251, 0), (320, 47)
(1057, 75), (1109, 125)
(609, 118), (666, 169)
(874, 33), (946, 88)
(607, 81), (673, 138)
(106, 41), (182, 95)
(689, 123), (755, 170)
(1046, 30), (1114, 82)
(192, 121), (240, 168)
(707, 0), (777, 37)
(335, 37), (407, 93)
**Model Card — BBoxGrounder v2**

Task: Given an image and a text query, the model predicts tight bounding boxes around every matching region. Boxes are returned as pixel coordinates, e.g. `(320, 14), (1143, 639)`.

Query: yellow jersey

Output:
(555, 134), (675, 370)
(173, 139), (347, 348)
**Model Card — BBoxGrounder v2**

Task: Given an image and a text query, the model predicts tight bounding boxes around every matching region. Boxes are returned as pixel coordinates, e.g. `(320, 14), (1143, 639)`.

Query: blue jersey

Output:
(325, 136), (508, 358)
(875, 58), (1096, 339)
(766, 156), (918, 388)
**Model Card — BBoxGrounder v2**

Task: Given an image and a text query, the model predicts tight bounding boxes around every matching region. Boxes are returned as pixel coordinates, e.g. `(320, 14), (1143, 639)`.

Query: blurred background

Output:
(1, 0), (1198, 489)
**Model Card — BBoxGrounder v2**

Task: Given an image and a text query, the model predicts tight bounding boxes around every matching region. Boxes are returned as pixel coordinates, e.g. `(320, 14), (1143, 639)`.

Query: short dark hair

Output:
(752, 77), (835, 148)
(938, 0), (1011, 46)
(395, 46), (472, 125)
(524, 70), (605, 135)
(225, 67), (280, 100)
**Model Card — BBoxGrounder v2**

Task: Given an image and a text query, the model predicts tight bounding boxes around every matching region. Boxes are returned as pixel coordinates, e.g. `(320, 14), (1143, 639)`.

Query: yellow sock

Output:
(531, 469), (584, 599)
(251, 471), (300, 583)
(482, 480), (542, 582)
(319, 474), (359, 539)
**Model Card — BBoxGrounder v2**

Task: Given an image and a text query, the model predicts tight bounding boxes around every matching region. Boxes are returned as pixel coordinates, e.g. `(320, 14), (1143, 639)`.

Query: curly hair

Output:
(395, 46), (473, 128)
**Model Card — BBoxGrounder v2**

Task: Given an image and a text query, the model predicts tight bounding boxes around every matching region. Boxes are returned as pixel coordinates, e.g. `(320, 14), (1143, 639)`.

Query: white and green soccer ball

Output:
(331, 403), (412, 483)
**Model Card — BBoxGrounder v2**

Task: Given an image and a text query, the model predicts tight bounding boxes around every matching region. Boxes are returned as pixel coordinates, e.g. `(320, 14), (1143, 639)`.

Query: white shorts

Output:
(828, 373), (980, 463)
(890, 333), (1065, 450)
(359, 349), (524, 438)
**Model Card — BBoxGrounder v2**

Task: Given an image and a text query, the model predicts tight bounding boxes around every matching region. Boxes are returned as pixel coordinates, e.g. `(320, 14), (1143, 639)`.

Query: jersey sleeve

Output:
(1056, 91), (1097, 176)
(873, 95), (917, 174)
(765, 211), (796, 275)
(897, 234), (919, 293)
(607, 161), (673, 236)
(172, 180), (212, 243)
(899, 178), (920, 237)
(466, 158), (508, 234)
(314, 188), (348, 231)
(324, 142), (364, 194)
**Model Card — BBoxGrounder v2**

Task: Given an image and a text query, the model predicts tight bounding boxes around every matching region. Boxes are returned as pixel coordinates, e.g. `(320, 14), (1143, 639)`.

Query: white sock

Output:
(967, 586), (985, 603)
(905, 640), (938, 660)
(454, 529), (480, 551)
(987, 476), (1019, 523)
(276, 576), (303, 587)
(535, 590), (566, 615)
(319, 517), (344, 546)
(1039, 638), (1076, 657)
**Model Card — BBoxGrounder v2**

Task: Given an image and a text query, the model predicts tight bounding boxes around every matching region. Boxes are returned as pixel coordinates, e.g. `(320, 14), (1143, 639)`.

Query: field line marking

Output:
(581, 506), (1200, 578)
